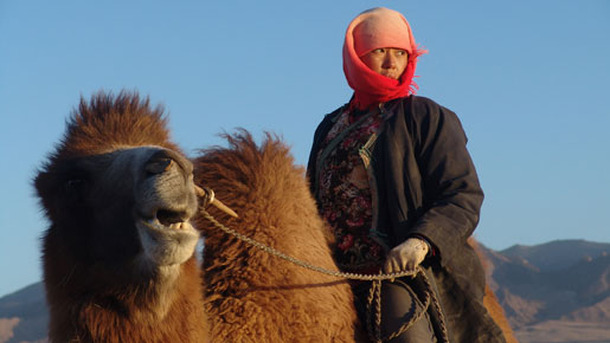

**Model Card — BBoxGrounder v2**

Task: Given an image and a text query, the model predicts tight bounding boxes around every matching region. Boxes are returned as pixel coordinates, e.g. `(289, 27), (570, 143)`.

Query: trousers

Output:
(352, 277), (438, 342)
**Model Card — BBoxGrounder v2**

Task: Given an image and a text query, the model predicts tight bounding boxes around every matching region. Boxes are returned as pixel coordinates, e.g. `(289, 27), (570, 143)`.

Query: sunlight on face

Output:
(360, 48), (408, 80)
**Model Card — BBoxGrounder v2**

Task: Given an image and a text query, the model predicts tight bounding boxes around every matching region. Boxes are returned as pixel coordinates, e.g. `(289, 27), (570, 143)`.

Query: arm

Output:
(409, 101), (484, 265)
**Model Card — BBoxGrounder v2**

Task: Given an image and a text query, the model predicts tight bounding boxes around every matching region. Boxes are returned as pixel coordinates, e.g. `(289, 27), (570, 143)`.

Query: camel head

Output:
(35, 92), (200, 286)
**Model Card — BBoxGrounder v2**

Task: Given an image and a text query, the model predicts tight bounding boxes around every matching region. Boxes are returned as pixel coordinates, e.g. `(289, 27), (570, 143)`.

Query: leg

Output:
(379, 278), (437, 343)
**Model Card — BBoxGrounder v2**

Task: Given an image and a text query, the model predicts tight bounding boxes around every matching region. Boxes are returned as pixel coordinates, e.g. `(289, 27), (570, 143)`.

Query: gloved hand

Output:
(382, 237), (429, 274)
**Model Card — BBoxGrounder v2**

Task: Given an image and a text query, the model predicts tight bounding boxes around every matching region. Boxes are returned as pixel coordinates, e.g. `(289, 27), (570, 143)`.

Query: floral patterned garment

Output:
(316, 109), (387, 273)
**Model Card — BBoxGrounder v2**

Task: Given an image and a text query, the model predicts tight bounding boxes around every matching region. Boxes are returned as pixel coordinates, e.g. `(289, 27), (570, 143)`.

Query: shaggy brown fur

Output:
(193, 131), (358, 342)
(469, 238), (518, 343)
(35, 91), (208, 343)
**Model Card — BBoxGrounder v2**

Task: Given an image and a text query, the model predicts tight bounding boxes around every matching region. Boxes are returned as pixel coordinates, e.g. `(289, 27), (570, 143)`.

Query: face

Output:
(36, 146), (200, 272)
(360, 48), (409, 80)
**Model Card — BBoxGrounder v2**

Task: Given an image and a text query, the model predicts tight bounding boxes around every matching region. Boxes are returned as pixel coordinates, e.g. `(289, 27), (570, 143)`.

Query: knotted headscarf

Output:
(343, 7), (426, 110)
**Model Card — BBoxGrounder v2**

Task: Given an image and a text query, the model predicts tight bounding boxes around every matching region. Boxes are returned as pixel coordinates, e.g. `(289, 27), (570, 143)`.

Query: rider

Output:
(307, 7), (506, 342)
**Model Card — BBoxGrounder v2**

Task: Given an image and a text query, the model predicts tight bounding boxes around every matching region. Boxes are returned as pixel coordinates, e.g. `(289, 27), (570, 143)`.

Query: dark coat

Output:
(307, 95), (506, 343)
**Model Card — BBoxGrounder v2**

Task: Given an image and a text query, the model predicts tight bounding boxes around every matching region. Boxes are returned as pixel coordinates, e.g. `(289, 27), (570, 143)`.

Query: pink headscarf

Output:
(343, 7), (426, 110)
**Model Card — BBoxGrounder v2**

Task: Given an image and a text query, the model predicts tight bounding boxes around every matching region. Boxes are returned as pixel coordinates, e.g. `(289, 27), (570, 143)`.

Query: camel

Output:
(193, 131), (516, 342)
(193, 131), (359, 342)
(36, 92), (514, 342)
(34, 92), (209, 342)
(470, 239), (518, 343)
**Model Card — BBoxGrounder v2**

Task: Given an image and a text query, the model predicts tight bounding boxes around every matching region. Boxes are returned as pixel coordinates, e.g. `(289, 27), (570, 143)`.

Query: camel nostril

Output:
(145, 150), (178, 175)
(156, 209), (187, 226)
(146, 158), (173, 175)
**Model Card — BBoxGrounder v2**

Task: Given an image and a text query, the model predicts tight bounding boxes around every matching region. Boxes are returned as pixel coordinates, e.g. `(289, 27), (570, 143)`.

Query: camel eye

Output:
(64, 178), (85, 192)
(64, 177), (89, 201)
(66, 178), (83, 188)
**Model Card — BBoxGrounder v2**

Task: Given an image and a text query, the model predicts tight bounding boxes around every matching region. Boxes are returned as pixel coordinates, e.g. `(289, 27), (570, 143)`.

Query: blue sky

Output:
(1, 1), (609, 297)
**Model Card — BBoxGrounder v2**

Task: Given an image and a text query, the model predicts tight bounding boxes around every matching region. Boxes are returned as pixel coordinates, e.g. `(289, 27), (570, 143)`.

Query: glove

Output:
(382, 237), (429, 274)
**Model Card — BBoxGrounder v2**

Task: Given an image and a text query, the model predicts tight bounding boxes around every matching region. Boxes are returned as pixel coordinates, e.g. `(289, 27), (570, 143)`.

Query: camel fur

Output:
(193, 131), (359, 342)
(470, 239), (518, 343)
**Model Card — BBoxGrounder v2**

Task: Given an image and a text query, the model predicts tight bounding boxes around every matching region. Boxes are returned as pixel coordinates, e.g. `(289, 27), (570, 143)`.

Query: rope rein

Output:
(200, 208), (415, 281)
(199, 206), (448, 343)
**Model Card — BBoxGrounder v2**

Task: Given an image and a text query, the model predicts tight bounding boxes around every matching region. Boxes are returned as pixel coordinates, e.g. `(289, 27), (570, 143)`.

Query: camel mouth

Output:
(139, 209), (193, 232)
(156, 209), (189, 229)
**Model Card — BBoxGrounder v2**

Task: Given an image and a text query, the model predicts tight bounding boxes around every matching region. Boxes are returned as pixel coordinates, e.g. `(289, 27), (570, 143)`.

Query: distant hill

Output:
(500, 240), (610, 272)
(478, 239), (610, 342)
(2, 239), (609, 343)
(0, 283), (47, 343)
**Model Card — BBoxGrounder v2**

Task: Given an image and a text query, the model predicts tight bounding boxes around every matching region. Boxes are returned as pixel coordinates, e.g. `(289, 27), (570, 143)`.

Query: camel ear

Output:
(34, 170), (60, 221)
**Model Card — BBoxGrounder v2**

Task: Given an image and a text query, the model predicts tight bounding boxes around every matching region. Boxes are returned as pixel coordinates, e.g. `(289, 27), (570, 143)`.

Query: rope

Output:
(367, 278), (432, 343)
(421, 271), (450, 342)
(199, 208), (415, 282)
(199, 206), (449, 342)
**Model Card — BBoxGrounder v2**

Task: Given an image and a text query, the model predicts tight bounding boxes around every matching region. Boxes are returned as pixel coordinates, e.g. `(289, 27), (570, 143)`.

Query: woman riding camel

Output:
(307, 7), (506, 342)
